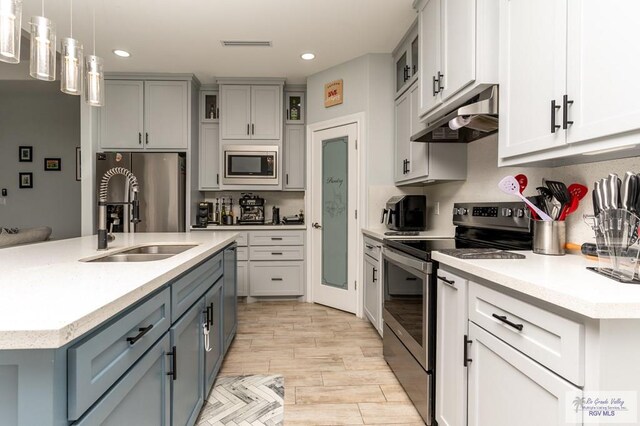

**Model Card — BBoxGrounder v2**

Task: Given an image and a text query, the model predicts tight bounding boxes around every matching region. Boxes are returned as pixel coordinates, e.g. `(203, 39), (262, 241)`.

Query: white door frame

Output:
(305, 112), (367, 318)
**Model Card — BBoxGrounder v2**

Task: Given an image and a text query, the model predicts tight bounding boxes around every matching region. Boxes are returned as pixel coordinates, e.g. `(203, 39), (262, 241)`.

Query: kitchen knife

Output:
(593, 181), (601, 216)
(609, 173), (621, 208)
(629, 175), (639, 213)
(600, 178), (610, 210)
(621, 172), (633, 210)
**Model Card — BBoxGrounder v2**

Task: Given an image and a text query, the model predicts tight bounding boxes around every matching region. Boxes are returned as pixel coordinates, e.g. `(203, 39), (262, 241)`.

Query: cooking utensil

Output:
(621, 172), (634, 210)
(609, 173), (621, 208)
(592, 183), (601, 216)
(629, 175), (639, 213)
(515, 174), (528, 194)
(537, 186), (555, 217)
(499, 176), (552, 221)
(545, 180), (571, 218)
(600, 178), (611, 210)
(568, 183), (588, 201)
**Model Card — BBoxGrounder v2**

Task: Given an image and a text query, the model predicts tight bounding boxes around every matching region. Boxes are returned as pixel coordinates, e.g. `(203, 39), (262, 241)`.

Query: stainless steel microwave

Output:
(222, 145), (279, 186)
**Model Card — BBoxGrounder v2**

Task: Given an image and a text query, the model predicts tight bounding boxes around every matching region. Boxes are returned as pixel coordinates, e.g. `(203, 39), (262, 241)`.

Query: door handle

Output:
(247, 124), (250, 135)
(406, 160), (410, 173)
(403, 65), (410, 82)
(167, 346), (177, 380)
(126, 324), (154, 345)
(138, 132), (142, 144)
(287, 109), (290, 120)
(252, 123), (255, 135)
(432, 75), (438, 96)
(437, 72), (444, 93)
(312, 222), (322, 229)
(286, 174), (289, 185)
(373, 267), (377, 283)
(550, 100), (561, 133)
(562, 94), (574, 129)
(463, 335), (473, 367)
(492, 313), (524, 331)
(145, 132), (149, 145)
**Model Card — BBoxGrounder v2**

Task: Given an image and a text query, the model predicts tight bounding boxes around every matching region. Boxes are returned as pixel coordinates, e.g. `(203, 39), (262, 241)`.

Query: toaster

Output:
(381, 195), (427, 231)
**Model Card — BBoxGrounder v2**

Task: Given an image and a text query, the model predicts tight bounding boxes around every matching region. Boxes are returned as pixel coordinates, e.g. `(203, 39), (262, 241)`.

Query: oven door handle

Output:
(382, 247), (430, 273)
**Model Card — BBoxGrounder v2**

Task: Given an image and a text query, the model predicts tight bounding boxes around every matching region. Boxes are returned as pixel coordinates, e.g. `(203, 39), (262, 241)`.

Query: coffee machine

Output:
(238, 194), (265, 224)
(197, 202), (213, 227)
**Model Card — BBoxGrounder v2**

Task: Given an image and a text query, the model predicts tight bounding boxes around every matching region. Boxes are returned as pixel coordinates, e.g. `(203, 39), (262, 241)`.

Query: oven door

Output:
(382, 247), (431, 369)
(223, 145), (278, 185)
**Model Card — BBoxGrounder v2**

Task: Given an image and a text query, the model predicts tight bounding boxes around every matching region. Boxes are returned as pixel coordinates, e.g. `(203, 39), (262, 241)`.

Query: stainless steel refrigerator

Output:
(95, 152), (186, 232)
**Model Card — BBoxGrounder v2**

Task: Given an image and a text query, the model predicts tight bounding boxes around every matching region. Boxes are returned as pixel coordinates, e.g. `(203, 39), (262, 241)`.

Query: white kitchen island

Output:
(0, 232), (239, 426)
(433, 251), (640, 426)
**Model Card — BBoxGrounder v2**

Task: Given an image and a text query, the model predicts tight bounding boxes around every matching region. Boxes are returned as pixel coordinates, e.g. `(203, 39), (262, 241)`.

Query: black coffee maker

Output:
(197, 202), (212, 227)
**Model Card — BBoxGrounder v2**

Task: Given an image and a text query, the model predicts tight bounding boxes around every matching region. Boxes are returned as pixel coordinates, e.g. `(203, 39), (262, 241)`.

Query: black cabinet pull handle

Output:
(406, 160), (410, 173)
(208, 303), (214, 327)
(550, 100), (561, 133)
(406, 277), (418, 281)
(463, 335), (473, 367)
(432, 76), (438, 97)
(216, 173), (219, 185)
(145, 132), (149, 144)
(437, 275), (455, 286)
(166, 346), (177, 380)
(138, 132), (142, 144)
(403, 65), (410, 82)
(216, 107), (219, 119)
(272, 252), (283, 255)
(365, 244), (374, 250)
(287, 109), (290, 120)
(373, 267), (377, 283)
(126, 324), (154, 345)
(271, 237), (283, 241)
(437, 72), (444, 93)
(286, 174), (289, 185)
(247, 124), (250, 135)
(492, 313), (524, 331)
(252, 123), (255, 135)
(563, 94), (574, 129)
(271, 278), (283, 281)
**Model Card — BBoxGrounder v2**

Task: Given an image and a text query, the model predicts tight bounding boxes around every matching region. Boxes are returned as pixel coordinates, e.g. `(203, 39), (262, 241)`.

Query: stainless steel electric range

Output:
(382, 202), (534, 425)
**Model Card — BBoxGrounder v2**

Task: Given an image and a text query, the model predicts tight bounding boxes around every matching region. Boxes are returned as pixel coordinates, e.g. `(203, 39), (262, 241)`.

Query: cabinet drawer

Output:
(249, 261), (304, 296)
(235, 232), (248, 247)
(171, 253), (223, 322)
(237, 246), (248, 261)
(363, 237), (381, 260)
(250, 231), (305, 246)
(68, 288), (171, 420)
(249, 245), (304, 261)
(468, 281), (584, 386)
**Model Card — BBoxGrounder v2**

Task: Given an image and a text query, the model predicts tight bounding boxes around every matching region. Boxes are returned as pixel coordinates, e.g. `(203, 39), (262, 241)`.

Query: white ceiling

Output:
(16, 0), (416, 84)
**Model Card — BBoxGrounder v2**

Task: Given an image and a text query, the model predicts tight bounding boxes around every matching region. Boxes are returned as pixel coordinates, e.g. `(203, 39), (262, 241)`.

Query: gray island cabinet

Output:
(0, 243), (237, 426)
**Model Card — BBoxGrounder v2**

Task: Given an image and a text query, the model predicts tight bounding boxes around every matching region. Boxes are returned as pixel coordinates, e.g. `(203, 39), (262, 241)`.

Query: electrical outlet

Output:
(434, 202), (440, 215)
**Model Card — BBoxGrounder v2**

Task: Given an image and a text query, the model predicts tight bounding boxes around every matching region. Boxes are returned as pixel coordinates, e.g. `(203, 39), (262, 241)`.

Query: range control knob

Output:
(502, 208), (513, 217)
(452, 208), (460, 215)
(516, 208), (525, 218)
(460, 208), (468, 215)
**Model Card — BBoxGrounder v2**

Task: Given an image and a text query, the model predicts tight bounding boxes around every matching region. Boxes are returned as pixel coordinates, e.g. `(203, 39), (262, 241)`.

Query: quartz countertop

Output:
(362, 227), (453, 241)
(433, 251), (640, 319)
(192, 224), (307, 231)
(0, 232), (238, 350)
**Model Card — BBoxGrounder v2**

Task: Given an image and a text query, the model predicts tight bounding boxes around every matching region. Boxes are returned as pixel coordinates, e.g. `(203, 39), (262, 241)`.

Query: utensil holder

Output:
(533, 220), (566, 255)
(593, 209), (640, 282)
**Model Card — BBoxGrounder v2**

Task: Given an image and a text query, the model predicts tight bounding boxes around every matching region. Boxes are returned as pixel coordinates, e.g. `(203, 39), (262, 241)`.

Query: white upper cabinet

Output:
(394, 90), (412, 182)
(220, 84), (281, 140)
(100, 81), (144, 150)
(144, 81), (189, 150)
(499, 0), (568, 159)
(99, 80), (188, 151)
(221, 85), (252, 139)
(251, 86), (281, 140)
(566, 1), (640, 145)
(416, 0), (498, 121)
(394, 21), (419, 98)
(199, 123), (220, 190)
(499, 0), (640, 166)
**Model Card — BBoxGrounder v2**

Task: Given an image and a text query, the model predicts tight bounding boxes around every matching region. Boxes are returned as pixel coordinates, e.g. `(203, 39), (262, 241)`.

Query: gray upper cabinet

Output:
(284, 124), (305, 190)
(394, 20), (419, 98)
(99, 80), (145, 150)
(199, 123), (220, 190)
(220, 84), (282, 140)
(99, 80), (189, 151)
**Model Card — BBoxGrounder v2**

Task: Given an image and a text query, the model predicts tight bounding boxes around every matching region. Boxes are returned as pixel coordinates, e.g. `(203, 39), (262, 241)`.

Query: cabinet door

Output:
(284, 125), (305, 190)
(223, 246), (238, 354)
(435, 272), (468, 426)
(199, 123), (220, 190)
(363, 255), (380, 332)
(394, 91), (411, 183)
(498, 0), (567, 159)
(201, 90), (219, 123)
(74, 334), (171, 426)
(467, 323), (582, 426)
(99, 80), (144, 150)
(418, 0), (443, 117)
(237, 261), (249, 297)
(251, 85), (281, 140)
(285, 92), (305, 124)
(170, 299), (205, 426)
(395, 49), (409, 95)
(440, 0), (476, 101)
(204, 281), (223, 394)
(221, 85), (252, 139)
(407, 82), (429, 180)
(566, 1), (640, 145)
(144, 81), (189, 150)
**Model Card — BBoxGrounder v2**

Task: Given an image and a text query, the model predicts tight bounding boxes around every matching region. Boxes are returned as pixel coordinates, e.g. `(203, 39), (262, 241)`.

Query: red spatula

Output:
(559, 183), (589, 220)
(515, 174), (528, 194)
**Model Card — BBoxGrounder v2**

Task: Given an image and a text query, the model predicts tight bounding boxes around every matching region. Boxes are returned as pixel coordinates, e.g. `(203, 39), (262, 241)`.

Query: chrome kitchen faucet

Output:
(97, 167), (141, 250)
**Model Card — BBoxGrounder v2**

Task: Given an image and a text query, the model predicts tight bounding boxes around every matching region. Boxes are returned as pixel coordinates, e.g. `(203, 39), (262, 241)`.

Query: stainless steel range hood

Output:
(411, 85), (499, 143)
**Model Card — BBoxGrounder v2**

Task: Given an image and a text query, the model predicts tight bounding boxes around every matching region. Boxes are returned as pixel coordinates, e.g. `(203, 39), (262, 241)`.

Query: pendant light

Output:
(0, 0), (22, 64)
(60, 0), (82, 95)
(29, 0), (56, 81)
(84, 4), (103, 106)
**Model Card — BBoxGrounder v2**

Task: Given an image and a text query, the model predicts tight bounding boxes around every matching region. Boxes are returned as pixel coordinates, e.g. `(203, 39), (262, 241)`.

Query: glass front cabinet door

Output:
(201, 90), (219, 122)
(285, 92), (305, 124)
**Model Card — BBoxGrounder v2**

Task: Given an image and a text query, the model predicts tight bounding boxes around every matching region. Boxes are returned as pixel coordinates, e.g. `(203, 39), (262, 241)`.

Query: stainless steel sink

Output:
(85, 244), (198, 263)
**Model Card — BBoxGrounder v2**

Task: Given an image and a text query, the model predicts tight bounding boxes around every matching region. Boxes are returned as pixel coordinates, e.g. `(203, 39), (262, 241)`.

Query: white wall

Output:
(422, 134), (640, 244)
(0, 81), (81, 239)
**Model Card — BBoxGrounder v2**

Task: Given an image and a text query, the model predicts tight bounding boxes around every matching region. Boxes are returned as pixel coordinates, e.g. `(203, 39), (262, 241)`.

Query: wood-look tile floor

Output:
(217, 301), (425, 426)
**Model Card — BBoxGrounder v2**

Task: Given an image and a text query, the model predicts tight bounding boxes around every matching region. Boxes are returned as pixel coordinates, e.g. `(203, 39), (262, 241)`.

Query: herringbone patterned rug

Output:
(197, 375), (284, 426)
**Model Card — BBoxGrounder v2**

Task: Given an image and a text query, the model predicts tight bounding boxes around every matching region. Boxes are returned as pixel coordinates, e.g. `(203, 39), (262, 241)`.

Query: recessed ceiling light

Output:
(113, 49), (131, 58)
(301, 53), (315, 61)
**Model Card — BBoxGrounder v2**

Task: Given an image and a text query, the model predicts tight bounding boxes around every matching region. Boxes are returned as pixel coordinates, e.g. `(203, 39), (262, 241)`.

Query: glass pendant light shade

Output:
(0, 0), (21, 63)
(61, 37), (82, 95)
(84, 55), (104, 106)
(29, 16), (55, 81)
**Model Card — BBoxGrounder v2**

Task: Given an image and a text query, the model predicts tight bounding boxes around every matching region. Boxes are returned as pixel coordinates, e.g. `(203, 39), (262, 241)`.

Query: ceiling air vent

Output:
(221, 41), (272, 47)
